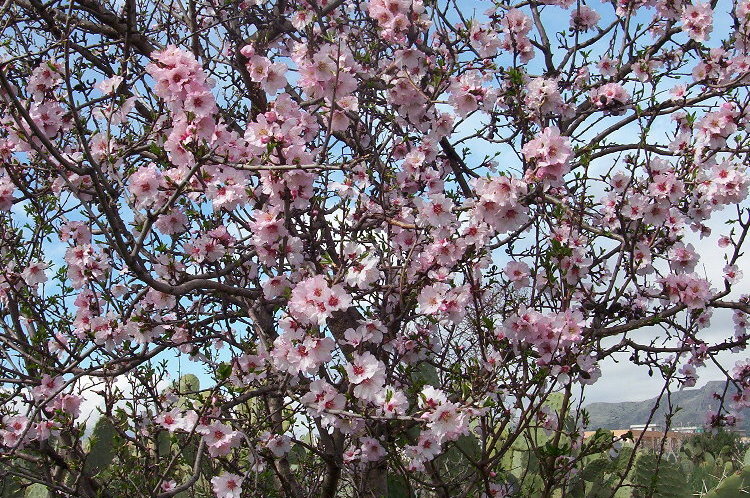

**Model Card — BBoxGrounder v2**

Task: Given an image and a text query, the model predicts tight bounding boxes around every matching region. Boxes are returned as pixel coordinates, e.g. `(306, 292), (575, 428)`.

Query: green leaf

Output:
(217, 363), (232, 381)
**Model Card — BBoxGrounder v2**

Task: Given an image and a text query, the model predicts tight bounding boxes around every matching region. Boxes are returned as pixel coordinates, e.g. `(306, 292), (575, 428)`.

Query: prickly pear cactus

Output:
(178, 374), (200, 393)
(83, 417), (117, 475)
(0, 476), (24, 498)
(578, 458), (609, 483)
(703, 466), (750, 498)
(22, 484), (48, 498)
(631, 452), (689, 498)
(157, 429), (171, 457)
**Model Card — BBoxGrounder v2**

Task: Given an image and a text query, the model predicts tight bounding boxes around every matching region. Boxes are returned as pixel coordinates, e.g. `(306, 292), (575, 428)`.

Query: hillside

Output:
(584, 381), (747, 431)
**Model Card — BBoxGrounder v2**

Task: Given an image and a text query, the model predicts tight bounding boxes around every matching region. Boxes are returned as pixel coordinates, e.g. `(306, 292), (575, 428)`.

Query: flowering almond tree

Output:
(1, 0), (750, 496)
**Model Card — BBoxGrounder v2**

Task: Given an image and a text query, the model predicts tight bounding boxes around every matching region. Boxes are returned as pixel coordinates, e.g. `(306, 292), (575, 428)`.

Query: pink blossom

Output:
(415, 431), (442, 460)
(345, 352), (383, 385)
(211, 473), (244, 498)
(501, 9), (535, 62)
(597, 56), (617, 77)
(502, 8), (531, 35)
(300, 379), (346, 414)
(35, 420), (57, 442)
(695, 105), (738, 148)
(1, 415), (36, 448)
(679, 363), (698, 387)
(416, 193), (456, 227)
(448, 71), (490, 117)
(27, 61), (62, 100)
(631, 59), (660, 82)
(262, 274), (291, 299)
(681, 3), (713, 42)
(524, 78), (567, 118)
(288, 275), (351, 325)
(667, 242), (698, 273)
(343, 321), (384, 347)
(244, 53), (288, 94)
(59, 221), (91, 245)
(353, 369), (387, 402)
(368, 0), (423, 42)
(503, 307), (586, 363)
(521, 126), (572, 183)
(96, 75), (123, 95)
(570, 6), (600, 31)
(470, 175), (529, 234)
(345, 255), (382, 289)
(504, 261), (530, 289)
(32, 374), (64, 401)
(146, 46), (216, 117)
(231, 353), (267, 385)
(469, 23), (502, 58)
(291, 10), (313, 29)
(198, 422), (242, 457)
(417, 282), (448, 315)
(0, 176), (14, 211)
(648, 170), (684, 204)
(422, 401), (469, 443)
(419, 386), (448, 410)
(724, 264), (743, 284)
(155, 209), (188, 235)
(155, 409), (198, 433)
(249, 210), (289, 245)
(262, 432), (291, 458)
(48, 394), (82, 418)
(590, 83), (631, 114)
(183, 91), (217, 116)
(29, 101), (67, 138)
(576, 354), (601, 386)
(343, 446), (361, 463)
(359, 437), (386, 462)
(283, 335), (335, 374)
(670, 84), (687, 98)
(659, 273), (712, 309)
(21, 261), (48, 287)
(379, 388), (408, 417)
(184, 226), (236, 264)
(161, 481), (177, 492)
(129, 164), (165, 208)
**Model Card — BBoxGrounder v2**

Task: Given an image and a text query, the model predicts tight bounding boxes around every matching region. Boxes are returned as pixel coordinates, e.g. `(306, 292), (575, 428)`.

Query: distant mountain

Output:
(583, 381), (748, 431)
